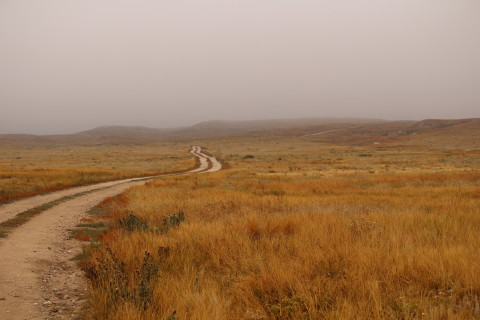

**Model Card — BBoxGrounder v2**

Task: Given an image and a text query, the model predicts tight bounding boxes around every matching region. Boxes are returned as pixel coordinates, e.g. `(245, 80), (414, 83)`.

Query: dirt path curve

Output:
(0, 146), (216, 224)
(0, 146), (221, 319)
(196, 148), (222, 173)
(188, 146), (210, 173)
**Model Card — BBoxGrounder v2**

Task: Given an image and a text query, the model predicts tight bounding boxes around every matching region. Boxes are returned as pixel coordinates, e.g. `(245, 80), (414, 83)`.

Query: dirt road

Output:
(301, 126), (361, 137)
(195, 148), (222, 173)
(0, 146), (221, 319)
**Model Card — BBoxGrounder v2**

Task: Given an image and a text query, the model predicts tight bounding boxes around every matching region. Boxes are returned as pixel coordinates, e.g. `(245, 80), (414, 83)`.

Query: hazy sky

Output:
(1, 0), (479, 134)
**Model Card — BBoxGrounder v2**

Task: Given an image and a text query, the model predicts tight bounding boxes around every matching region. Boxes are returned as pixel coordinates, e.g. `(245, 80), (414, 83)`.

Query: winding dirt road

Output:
(0, 146), (221, 319)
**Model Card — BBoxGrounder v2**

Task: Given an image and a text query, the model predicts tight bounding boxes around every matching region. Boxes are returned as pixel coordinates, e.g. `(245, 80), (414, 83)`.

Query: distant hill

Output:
(0, 118), (478, 146)
(409, 118), (480, 132)
(71, 125), (180, 143)
(78, 125), (178, 137)
(0, 134), (53, 144)
(189, 118), (382, 131)
(170, 118), (386, 138)
(302, 118), (480, 147)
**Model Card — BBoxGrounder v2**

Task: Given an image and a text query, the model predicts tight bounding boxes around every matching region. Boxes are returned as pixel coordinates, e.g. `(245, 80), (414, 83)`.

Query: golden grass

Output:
(78, 136), (480, 319)
(0, 142), (194, 203)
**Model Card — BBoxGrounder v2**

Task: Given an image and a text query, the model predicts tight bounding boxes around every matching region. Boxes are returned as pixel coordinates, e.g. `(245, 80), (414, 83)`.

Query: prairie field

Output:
(76, 134), (480, 319)
(0, 142), (193, 203)
(1, 0), (479, 318)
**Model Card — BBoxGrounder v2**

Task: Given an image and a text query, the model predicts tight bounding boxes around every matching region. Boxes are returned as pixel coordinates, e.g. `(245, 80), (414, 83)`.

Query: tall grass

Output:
(79, 164), (480, 319)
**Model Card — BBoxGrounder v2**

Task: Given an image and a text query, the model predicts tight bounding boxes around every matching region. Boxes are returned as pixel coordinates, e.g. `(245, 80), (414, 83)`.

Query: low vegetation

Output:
(76, 135), (480, 319)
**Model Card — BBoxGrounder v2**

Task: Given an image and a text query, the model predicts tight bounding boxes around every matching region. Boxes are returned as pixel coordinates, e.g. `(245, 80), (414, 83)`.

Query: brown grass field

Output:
(69, 129), (480, 319)
(0, 142), (194, 203)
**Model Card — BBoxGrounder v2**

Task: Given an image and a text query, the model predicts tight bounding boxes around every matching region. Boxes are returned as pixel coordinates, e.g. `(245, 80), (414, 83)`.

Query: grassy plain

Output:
(77, 133), (480, 319)
(0, 142), (194, 203)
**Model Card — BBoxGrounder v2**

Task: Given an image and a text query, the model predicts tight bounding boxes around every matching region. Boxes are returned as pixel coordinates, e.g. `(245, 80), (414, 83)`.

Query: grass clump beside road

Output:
(77, 137), (480, 320)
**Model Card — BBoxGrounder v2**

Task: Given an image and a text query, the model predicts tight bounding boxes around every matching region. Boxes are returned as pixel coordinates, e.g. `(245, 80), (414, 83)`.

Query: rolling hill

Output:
(0, 118), (478, 146)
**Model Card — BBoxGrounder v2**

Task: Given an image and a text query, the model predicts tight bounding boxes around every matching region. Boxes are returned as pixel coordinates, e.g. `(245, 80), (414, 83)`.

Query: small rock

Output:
(33, 302), (39, 306)
(0, 297), (5, 301)
(43, 301), (52, 306)
(62, 295), (70, 300)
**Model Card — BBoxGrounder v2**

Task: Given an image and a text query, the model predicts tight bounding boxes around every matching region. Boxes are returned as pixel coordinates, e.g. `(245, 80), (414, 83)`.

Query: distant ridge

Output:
(0, 134), (53, 144)
(410, 118), (480, 131)
(79, 125), (179, 136)
(187, 118), (384, 133)
(0, 117), (478, 145)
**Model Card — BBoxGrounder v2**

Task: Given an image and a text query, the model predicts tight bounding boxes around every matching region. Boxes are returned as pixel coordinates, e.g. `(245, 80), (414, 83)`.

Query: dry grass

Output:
(0, 142), (194, 203)
(77, 135), (480, 319)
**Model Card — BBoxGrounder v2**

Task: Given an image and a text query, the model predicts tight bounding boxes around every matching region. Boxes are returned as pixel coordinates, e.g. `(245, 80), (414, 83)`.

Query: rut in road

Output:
(0, 146), (221, 320)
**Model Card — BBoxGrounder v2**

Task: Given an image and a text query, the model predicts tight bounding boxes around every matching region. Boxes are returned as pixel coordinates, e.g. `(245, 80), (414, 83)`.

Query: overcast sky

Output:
(1, 0), (479, 134)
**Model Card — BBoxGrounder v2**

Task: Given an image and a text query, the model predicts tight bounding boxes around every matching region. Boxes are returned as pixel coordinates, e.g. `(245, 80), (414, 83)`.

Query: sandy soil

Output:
(0, 146), (221, 319)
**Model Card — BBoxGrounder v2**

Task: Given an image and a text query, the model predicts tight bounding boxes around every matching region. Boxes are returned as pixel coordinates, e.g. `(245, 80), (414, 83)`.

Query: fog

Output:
(1, 0), (479, 134)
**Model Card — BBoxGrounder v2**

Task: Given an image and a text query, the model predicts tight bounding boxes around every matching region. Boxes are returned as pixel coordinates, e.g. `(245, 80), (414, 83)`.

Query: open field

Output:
(1, 0), (479, 317)
(73, 127), (480, 319)
(1, 118), (477, 205)
(0, 142), (194, 203)
(1, 119), (479, 319)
